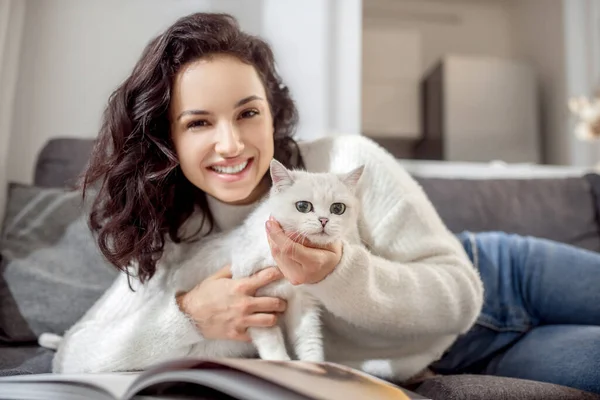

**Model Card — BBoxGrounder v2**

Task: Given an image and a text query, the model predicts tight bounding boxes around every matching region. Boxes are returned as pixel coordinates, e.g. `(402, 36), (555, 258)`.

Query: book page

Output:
(131, 358), (421, 399)
(124, 369), (306, 400)
(215, 359), (416, 399)
(0, 372), (140, 399)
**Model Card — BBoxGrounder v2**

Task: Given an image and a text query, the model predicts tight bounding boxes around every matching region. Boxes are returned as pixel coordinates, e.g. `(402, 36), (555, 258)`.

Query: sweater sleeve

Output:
(301, 136), (484, 338)
(52, 267), (203, 374)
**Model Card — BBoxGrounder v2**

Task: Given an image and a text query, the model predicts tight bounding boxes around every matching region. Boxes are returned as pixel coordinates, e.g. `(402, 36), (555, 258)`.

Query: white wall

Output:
(261, 0), (362, 140)
(508, 0), (600, 166)
(8, 0), (218, 184)
(362, 0), (515, 138)
(7, 0), (362, 184)
(328, 0), (363, 137)
(508, 0), (569, 165)
(362, 0), (594, 166)
(261, 0), (330, 142)
(0, 0), (25, 223)
(562, 0), (600, 167)
(444, 55), (539, 163)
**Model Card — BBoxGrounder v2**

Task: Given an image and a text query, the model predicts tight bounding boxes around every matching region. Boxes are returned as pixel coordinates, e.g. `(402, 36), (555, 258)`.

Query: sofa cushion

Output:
(415, 374), (600, 400)
(415, 176), (600, 253)
(34, 138), (95, 188)
(0, 345), (53, 376)
(34, 138), (600, 256)
(0, 183), (117, 343)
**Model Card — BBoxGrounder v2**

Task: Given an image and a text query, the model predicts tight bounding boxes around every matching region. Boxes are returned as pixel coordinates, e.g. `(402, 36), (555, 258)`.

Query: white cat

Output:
(173, 159), (364, 362)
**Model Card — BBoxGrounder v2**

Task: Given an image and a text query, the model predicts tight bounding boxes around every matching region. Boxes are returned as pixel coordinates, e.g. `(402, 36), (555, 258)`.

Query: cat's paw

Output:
(298, 351), (324, 363)
(260, 351), (292, 361)
(38, 332), (63, 350)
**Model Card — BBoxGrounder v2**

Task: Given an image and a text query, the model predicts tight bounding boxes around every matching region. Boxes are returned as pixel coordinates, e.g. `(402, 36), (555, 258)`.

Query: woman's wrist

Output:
(303, 242), (361, 290)
(176, 291), (192, 318)
(175, 290), (205, 335)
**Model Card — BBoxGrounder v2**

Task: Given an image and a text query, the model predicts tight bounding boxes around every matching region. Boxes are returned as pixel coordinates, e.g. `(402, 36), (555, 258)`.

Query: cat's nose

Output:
(319, 217), (329, 227)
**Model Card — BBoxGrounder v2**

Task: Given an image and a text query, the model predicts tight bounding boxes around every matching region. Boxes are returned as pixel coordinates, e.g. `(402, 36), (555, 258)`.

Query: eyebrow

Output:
(176, 95), (264, 121)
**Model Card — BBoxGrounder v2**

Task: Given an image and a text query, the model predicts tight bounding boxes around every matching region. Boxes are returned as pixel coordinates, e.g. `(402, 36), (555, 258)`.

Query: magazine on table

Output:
(0, 357), (431, 400)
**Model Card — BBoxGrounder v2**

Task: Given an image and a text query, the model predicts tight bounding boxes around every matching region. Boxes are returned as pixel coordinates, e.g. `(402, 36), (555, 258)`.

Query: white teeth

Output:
(210, 160), (248, 174)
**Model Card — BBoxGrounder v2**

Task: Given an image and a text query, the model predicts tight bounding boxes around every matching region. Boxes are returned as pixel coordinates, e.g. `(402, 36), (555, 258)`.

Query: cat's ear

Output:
(270, 159), (294, 192)
(340, 165), (365, 191)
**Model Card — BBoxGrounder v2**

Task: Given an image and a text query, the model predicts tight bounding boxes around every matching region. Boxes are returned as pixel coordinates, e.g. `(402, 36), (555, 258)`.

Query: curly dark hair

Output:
(82, 12), (303, 283)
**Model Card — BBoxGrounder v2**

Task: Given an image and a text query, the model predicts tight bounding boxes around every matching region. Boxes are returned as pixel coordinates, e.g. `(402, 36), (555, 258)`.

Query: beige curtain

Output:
(0, 0), (25, 226)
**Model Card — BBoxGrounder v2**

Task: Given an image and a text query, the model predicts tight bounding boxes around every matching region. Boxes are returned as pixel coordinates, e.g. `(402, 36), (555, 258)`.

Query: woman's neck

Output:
(227, 175), (271, 206)
(206, 192), (263, 232)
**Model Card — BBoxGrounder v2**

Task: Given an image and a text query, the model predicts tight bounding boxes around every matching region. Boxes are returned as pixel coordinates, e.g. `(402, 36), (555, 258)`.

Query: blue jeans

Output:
(431, 231), (600, 394)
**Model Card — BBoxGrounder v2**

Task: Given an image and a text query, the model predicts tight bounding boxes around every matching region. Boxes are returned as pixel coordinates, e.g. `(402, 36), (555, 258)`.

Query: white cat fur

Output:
(170, 159), (364, 361)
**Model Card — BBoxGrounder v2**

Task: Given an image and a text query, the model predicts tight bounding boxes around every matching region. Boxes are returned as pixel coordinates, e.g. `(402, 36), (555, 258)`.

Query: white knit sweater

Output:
(52, 135), (484, 381)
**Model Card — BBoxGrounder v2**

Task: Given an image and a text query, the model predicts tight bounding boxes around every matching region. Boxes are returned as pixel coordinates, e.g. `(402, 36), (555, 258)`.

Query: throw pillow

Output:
(0, 183), (117, 343)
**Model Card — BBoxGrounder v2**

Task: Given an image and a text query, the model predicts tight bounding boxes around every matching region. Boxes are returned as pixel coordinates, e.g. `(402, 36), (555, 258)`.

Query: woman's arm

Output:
(303, 192), (483, 337)
(281, 135), (484, 337)
(52, 269), (202, 374)
(53, 261), (285, 374)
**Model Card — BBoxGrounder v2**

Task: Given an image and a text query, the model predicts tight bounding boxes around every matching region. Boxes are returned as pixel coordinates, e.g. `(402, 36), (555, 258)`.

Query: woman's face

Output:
(170, 54), (274, 205)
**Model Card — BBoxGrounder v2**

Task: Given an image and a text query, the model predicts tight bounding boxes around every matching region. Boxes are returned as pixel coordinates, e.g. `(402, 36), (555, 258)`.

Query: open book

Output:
(0, 358), (430, 400)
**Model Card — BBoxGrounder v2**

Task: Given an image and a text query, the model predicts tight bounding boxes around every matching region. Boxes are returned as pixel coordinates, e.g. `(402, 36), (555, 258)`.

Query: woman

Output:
(52, 12), (600, 394)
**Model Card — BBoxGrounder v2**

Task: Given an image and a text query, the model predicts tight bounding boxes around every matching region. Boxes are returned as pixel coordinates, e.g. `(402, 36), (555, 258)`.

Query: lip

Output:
(207, 157), (254, 183)
(209, 157), (251, 168)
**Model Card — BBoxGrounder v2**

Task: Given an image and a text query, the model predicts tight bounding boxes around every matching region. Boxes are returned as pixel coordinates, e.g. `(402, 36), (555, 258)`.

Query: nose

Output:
(319, 217), (329, 227)
(214, 122), (244, 158)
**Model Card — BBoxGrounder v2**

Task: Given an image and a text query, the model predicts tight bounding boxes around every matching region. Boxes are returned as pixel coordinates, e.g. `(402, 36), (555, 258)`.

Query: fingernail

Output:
(266, 221), (273, 231)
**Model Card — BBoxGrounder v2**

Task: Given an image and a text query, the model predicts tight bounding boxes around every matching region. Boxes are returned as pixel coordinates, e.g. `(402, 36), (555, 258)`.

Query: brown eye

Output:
(295, 201), (313, 213)
(187, 120), (210, 129)
(330, 203), (346, 215)
(240, 109), (259, 119)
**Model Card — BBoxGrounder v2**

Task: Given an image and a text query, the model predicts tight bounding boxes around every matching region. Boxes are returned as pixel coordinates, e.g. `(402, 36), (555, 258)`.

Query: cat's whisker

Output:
(280, 235), (299, 258)
(285, 233), (303, 259)
(286, 232), (304, 257)
(293, 229), (316, 258)
(294, 233), (309, 257)
(289, 231), (305, 244)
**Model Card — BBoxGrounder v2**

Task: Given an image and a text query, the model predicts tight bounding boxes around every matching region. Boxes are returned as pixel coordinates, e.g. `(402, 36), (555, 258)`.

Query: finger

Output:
(243, 313), (279, 328)
(230, 329), (252, 342)
(268, 218), (311, 247)
(269, 226), (318, 265)
(285, 230), (312, 246)
(240, 267), (283, 294)
(267, 222), (304, 260)
(249, 297), (287, 313)
(208, 264), (233, 280)
(281, 238), (315, 265)
(291, 247), (326, 269)
(268, 218), (314, 248)
(235, 334), (252, 342)
(282, 234), (331, 267)
(271, 253), (304, 285)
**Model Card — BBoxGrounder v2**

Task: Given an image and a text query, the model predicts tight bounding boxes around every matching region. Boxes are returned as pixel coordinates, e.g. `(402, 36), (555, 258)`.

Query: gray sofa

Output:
(1, 138), (600, 400)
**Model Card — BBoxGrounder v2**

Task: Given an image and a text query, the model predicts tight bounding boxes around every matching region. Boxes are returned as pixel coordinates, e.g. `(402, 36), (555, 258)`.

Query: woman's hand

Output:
(266, 216), (343, 285)
(176, 265), (286, 342)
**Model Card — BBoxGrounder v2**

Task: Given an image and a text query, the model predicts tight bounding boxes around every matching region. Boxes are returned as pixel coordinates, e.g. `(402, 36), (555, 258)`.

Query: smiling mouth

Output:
(209, 159), (251, 175)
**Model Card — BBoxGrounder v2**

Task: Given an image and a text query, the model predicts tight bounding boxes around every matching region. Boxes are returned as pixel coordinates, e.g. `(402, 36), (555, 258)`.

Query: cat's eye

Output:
(295, 201), (313, 213)
(330, 203), (346, 215)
